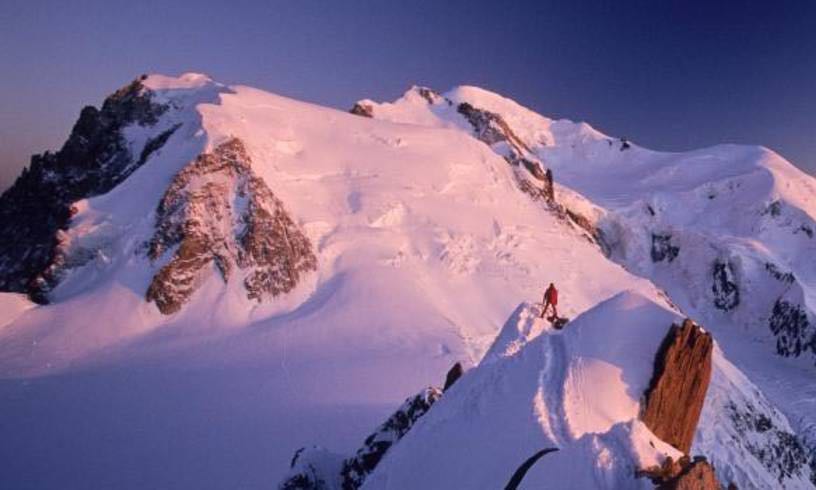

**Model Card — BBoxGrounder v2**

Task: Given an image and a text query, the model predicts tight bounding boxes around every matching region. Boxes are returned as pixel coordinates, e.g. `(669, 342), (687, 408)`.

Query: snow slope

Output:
(0, 74), (814, 489)
(0, 293), (34, 331)
(362, 292), (812, 489)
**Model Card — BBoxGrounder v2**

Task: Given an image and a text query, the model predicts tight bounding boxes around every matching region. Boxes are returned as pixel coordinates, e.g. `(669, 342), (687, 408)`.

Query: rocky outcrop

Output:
(725, 400), (812, 484)
(443, 362), (465, 391)
(760, 262), (816, 362)
(0, 75), (171, 301)
(651, 233), (679, 263)
(145, 138), (316, 314)
(638, 455), (722, 490)
(768, 299), (815, 360)
(765, 262), (796, 284)
(642, 319), (713, 454)
(712, 260), (740, 311)
(349, 102), (373, 118)
(413, 86), (446, 105)
(280, 447), (344, 490)
(279, 387), (442, 490)
(456, 102), (532, 154)
(340, 387), (442, 489)
(280, 367), (452, 490)
(455, 102), (554, 204)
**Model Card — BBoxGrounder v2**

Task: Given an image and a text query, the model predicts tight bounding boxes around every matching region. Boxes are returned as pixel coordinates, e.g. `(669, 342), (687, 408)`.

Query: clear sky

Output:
(1, 0), (814, 190)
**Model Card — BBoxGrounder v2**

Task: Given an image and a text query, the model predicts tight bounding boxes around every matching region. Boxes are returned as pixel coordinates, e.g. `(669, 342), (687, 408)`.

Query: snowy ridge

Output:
(361, 293), (812, 489)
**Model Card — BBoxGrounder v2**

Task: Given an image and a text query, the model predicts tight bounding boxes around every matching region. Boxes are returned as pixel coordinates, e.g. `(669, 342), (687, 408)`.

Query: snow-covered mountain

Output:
(0, 74), (814, 489)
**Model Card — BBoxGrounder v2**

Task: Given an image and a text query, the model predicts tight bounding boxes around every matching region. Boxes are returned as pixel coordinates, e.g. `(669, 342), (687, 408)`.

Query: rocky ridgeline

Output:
(642, 319), (713, 454)
(146, 138), (316, 314)
(348, 87), (554, 204)
(339, 387), (442, 489)
(280, 388), (443, 490)
(280, 363), (465, 490)
(452, 97), (614, 253)
(454, 101), (555, 204)
(0, 76), (174, 301)
(352, 87), (613, 252)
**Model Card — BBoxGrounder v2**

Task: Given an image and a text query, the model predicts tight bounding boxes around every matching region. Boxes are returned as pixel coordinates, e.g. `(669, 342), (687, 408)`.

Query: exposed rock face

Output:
(279, 447), (343, 490)
(145, 138), (317, 314)
(712, 260), (740, 311)
(639, 455), (721, 490)
(558, 207), (610, 255)
(340, 387), (442, 489)
(0, 76), (172, 301)
(456, 102), (610, 255)
(349, 102), (373, 118)
(651, 233), (679, 263)
(726, 400), (812, 484)
(456, 102), (532, 154)
(443, 362), (464, 391)
(765, 262), (796, 284)
(642, 319), (713, 454)
(413, 86), (445, 105)
(619, 138), (632, 151)
(455, 102), (554, 203)
(769, 299), (815, 360)
(280, 387), (443, 490)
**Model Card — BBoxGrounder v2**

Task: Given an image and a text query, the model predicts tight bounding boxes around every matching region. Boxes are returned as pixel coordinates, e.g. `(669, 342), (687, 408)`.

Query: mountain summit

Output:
(0, 74), (814, 489)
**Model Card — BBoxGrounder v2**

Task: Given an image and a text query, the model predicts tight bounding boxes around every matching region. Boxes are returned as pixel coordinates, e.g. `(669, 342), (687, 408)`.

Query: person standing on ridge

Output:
(540, 283), (558, 320)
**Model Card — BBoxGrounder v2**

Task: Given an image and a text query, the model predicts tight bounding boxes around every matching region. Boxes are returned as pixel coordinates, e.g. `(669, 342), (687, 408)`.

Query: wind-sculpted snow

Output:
(146, 137), (316, 314)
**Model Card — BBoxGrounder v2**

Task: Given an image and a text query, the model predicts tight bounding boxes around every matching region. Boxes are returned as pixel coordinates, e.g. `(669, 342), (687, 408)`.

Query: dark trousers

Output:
(540, 301), (558, 319)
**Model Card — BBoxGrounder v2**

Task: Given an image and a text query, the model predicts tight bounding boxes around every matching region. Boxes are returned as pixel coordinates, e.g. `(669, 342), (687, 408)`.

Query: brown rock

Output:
(642, 319), (713, 454)
(145, 138), (316, 314)
(639, 455), (722, 490)
(668, 458), (720, 490)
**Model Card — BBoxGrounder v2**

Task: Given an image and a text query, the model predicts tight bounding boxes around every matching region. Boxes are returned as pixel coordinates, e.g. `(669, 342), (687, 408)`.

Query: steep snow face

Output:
(361, 292), (812, 489)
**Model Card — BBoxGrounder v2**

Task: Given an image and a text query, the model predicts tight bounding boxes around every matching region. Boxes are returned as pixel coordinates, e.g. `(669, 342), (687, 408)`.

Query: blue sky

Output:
(1, 0), (814, 189)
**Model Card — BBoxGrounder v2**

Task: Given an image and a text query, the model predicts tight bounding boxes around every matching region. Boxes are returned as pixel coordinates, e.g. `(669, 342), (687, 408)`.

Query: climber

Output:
(540, 283), (558, 320)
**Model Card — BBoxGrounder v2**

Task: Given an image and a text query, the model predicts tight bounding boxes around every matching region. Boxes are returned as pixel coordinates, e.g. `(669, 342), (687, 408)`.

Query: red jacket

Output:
(545, 286), (558, 305)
